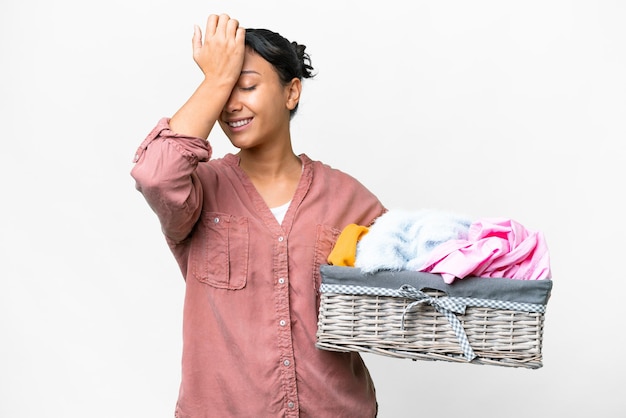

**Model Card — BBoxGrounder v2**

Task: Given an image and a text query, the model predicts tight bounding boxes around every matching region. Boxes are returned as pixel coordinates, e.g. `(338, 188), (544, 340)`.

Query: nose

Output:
(224, 90), (243, 113)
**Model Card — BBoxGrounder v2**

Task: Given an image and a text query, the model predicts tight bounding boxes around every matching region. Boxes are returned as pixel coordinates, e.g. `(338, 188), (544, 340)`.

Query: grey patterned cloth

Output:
(320, 265), (552, 306)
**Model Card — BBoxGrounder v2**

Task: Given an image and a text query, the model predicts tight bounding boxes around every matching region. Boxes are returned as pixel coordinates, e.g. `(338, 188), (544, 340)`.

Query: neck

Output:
(238, 145), (301, 180)
(238, 145), (303, 209)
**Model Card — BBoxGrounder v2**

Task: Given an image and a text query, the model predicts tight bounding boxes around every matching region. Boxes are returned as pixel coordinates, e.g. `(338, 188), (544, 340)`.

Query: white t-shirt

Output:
(270, 200), (291, 224)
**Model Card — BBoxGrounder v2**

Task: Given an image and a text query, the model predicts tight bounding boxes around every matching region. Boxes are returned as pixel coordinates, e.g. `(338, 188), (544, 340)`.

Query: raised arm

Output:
(131, 14), (245, 243)
(170, 14), (246, 138)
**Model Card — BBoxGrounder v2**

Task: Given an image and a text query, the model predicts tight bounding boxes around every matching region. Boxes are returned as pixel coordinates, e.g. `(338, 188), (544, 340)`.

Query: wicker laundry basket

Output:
(316, 265), (552, 369)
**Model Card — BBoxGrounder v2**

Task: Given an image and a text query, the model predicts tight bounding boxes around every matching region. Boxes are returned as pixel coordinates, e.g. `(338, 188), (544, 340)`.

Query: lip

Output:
(225, 117), (253, 131)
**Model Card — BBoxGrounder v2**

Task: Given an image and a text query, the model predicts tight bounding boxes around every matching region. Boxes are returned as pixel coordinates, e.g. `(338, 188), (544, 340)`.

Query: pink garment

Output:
(419, 218), (551, 284)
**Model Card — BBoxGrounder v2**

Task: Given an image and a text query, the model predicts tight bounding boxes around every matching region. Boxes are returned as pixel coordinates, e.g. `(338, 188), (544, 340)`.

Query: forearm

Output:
(169, 76), (234, 139)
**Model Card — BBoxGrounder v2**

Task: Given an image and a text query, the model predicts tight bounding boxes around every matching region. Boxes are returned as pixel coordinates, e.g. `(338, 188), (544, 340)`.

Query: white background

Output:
(1, 1), (624, 417)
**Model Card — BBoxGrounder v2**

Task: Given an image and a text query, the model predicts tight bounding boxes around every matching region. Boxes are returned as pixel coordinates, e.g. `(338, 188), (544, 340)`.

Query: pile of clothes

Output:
(327, 209), (551, 284)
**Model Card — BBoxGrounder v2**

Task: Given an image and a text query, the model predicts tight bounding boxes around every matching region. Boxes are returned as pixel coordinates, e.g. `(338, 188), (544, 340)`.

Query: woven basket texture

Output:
(316, 289), (545, 369)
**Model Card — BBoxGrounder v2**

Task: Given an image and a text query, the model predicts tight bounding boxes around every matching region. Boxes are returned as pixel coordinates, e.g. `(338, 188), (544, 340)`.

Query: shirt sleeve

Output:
(130, 117), (212, 243)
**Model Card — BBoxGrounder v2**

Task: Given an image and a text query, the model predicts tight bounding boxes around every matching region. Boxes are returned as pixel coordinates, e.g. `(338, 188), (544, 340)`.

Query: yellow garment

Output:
(327, 224), (370, 267)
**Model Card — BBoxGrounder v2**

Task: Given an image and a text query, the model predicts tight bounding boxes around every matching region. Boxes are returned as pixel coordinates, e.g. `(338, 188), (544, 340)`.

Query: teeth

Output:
(228, 118), (251, 128)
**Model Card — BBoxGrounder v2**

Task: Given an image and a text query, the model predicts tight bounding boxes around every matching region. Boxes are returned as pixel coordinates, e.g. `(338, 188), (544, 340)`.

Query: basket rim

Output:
(320, 265), (552, 306)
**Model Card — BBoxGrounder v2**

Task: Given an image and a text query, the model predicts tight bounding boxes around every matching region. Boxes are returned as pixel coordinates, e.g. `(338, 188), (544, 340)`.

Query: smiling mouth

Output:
(227, 118), (252, 128)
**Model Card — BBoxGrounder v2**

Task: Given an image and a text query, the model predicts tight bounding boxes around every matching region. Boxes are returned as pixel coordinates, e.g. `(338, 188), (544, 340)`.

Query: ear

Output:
(285, 78), (302, 110)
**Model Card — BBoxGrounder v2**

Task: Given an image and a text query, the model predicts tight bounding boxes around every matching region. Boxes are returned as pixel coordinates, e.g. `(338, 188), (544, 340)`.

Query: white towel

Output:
(355, 209), (473, 273)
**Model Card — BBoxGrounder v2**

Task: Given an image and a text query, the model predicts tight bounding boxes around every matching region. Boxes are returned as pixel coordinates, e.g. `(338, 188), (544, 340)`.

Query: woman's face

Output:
(218, 48), (296, 150)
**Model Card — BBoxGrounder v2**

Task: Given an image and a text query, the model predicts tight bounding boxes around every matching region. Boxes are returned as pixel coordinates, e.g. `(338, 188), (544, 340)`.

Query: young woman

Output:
(131, 13), (386, 417)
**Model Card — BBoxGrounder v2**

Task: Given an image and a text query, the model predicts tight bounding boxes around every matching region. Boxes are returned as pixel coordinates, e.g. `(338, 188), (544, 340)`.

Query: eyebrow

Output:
(241, 70), (261, 75)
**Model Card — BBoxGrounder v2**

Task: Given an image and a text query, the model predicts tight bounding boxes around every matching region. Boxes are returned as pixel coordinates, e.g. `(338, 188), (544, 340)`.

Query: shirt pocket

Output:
(312, 224), (342, 295)
(190, 212), (249, 290)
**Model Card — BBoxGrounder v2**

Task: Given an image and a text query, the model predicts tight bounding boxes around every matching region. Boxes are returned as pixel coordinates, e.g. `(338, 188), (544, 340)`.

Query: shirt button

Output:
(283, 359), (290, 367)
(278, 278), (285, 284)
(213, 217), (220, 223)
(288, 401), (295, 409)
(278, 236), (284, 242)
(279, 320), (286, 326)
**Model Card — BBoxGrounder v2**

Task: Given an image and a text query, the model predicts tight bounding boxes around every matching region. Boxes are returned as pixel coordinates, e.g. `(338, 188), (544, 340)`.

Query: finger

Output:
(235, 27), (246, 45)
(215, 13), (231, 37)
(205, 14), (219, 38)
(192, 25), (202, 51)
(226, 18), (240, 38)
